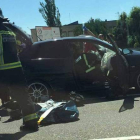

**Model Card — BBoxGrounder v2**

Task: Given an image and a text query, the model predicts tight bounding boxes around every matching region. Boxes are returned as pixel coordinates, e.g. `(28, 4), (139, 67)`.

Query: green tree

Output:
(73, 25), (83, 36)
(85, 18), (107, 37)
(113, 12), (128, 48)
(113, 7), (140, 48)
(39, 0), (61, 27)
(74, 18), (107, 37)
(128, 7), (140, 47)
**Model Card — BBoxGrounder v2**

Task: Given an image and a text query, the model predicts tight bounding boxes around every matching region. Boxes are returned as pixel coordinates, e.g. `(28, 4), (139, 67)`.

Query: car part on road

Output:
(69, 91), (85, 105)
(37, 100), (79, 125)
(28, 81), (50, 103)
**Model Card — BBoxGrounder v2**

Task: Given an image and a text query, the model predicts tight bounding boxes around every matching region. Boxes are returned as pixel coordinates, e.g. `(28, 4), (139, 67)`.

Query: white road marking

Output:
(90, 136), (140, 140)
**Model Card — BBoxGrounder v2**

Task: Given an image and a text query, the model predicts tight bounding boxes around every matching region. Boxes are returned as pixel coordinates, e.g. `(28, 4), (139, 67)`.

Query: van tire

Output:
(28, 81), (51, 103)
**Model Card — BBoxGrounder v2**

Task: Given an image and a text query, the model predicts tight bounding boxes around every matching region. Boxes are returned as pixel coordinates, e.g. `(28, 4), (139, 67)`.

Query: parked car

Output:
(3, 22), (140, 102)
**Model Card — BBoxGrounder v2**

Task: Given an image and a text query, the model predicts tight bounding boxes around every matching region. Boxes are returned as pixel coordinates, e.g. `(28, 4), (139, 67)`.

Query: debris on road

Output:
(37, 99), (79, 125)
(1, 99), (79, 125)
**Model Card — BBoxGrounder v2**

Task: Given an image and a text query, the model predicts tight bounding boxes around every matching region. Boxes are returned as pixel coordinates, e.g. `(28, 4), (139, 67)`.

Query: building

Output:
(31, 29), (38, 43)
(31, 20), (117, 42)
(105, 20), (117, 29)
(61, 20), (117, 37)
(61, 21), (82, 37)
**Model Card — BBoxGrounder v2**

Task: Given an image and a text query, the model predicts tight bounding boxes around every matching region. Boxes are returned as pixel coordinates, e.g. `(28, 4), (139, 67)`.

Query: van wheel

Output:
(28, 81), (50, 103)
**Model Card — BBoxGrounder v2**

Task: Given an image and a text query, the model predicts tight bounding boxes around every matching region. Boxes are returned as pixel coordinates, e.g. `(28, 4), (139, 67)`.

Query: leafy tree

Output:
(39, 0), (61, 27)
(73, 25), (83, 36)
(113, 7), (140, 48)
(85, 18), (107, 37)
(113, 12), (128, 48)
(74, 18), (107, 37)
(128, 7), (140, 47)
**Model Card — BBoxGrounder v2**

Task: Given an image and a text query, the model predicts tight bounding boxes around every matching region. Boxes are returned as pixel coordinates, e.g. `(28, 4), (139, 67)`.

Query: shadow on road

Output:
(119, 96), (139, 112)
(3, 117), (22, 123)
(0, 131), (34, 140)
(80, 89), (140, 107)
(40, 118), (80, 127)
(84, 97), (108, 105)
(0, 109), (8, 117)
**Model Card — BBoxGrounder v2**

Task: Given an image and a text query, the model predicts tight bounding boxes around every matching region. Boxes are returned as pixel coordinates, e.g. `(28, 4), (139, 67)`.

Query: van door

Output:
(28, 40), (76, 92)
(107, 35), (129, 93)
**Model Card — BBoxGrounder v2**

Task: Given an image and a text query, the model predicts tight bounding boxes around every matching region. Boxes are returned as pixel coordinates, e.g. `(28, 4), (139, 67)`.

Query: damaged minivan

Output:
(19, 36), (131, 101)
(3, 22), (140, 102)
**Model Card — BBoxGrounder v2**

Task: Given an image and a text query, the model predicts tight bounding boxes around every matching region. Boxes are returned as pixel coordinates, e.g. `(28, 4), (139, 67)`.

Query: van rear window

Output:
(37, 41), (70, 58)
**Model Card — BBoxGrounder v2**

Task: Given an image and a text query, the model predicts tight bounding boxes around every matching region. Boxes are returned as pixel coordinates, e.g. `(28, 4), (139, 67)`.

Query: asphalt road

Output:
(1, 92), (140, 140)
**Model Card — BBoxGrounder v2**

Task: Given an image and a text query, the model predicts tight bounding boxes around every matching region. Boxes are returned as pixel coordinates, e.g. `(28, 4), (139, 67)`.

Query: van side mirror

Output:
(122, 48), (132, 55)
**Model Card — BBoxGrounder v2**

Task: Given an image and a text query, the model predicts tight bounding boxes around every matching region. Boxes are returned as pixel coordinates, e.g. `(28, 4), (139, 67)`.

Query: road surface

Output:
(0, 93), (140, 140)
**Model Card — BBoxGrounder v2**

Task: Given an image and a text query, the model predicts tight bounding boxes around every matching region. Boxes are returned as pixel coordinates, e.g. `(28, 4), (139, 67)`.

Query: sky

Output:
(1, 0), (140, 34)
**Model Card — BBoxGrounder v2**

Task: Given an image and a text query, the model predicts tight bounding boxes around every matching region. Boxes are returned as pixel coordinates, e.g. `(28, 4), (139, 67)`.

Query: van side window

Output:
(37, 41), (69, 58)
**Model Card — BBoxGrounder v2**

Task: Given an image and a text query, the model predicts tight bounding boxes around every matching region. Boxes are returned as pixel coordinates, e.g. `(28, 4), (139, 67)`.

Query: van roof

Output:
(33, 35), (112, 49)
